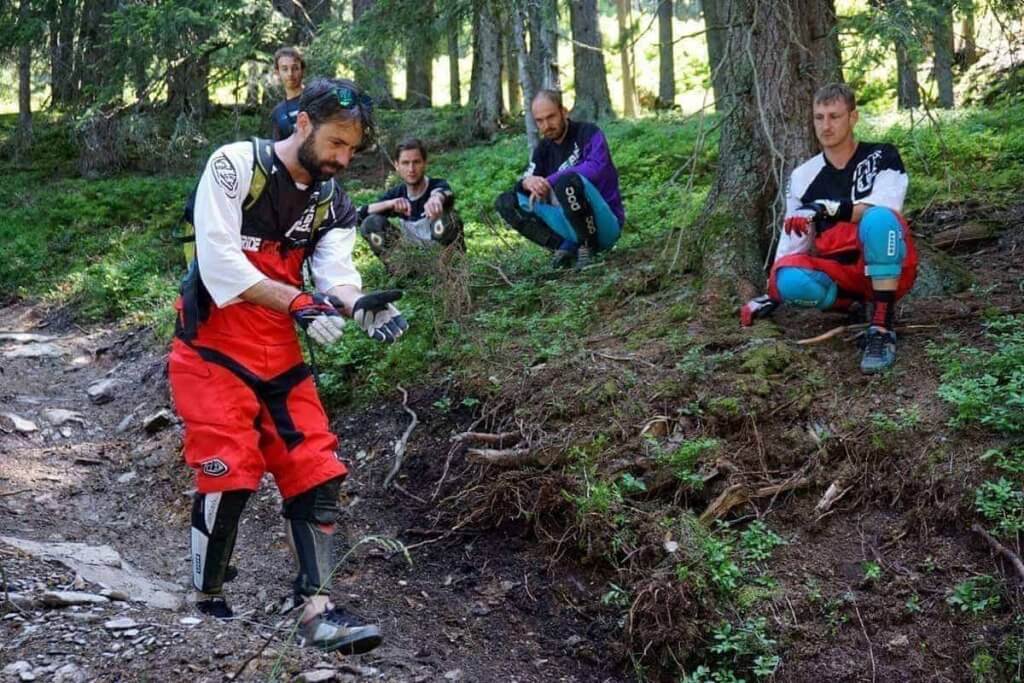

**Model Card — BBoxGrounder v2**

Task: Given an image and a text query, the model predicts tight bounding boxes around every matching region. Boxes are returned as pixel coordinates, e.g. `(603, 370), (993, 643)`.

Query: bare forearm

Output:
(240, 278), (301, 313)
(366, 200), (395, 215)
(851, 203), (869, 223)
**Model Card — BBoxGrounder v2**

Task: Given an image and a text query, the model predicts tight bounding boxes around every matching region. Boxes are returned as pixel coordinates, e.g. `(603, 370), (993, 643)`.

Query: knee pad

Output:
(283, 477), (342, 597)
(494, 190), (562, 250)
(859, 206), (905, 279)
(191, 490), (251, 594)
(775, 267), (838, 310)
(430, 210), (463, 246)
(552, 173), (598, 248)
(359, 215), (397, 257)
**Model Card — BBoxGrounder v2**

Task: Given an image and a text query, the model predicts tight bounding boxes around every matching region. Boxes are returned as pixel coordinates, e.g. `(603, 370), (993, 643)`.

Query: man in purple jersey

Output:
(495, 90), (626, 270)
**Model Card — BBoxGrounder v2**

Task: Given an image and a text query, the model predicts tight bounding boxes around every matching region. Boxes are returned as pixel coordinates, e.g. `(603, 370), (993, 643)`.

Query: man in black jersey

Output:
(741, 83), (918, 374)
(270, 47), (305, 141)
(494, 90), (625, 270)
(357, 138), (462, 264)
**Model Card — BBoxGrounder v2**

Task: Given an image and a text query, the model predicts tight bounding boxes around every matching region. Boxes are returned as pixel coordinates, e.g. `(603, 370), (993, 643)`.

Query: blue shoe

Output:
(860, 326), (897, 374)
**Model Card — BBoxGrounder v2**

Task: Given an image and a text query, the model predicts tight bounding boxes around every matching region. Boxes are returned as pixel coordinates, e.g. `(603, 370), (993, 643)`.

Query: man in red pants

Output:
(169, 78), (406, 654)
(741, 83), (917, 373)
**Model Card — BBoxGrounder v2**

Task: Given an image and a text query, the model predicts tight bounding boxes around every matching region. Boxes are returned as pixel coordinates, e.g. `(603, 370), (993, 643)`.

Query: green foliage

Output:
(946, 575), (1002, 615)
(980, 447), (1024, 476)
(705, 617), (780, 680)
(929, 316), (1024, 433)
(974, 478), (1024, 539)
(861, 561), (883, 583)
(652, 437), (719, 489)
(739, 522), (786, 563)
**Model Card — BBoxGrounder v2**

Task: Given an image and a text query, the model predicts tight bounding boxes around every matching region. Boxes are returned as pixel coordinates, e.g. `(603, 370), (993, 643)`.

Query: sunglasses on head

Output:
(307, 85), (373, 113)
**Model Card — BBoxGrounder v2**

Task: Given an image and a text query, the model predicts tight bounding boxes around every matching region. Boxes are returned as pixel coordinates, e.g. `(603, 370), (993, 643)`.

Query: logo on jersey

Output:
(200, 458), (230, 477)
(240, 235), (262, 252)
(211, 154), (239, 199)
(283, 203), (319, 243)
(852, 149), (883, 199)
(558, 143), (582, 172)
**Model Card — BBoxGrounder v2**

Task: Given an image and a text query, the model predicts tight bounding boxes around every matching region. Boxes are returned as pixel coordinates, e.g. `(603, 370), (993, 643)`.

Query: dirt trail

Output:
(0, 306), (620, 682)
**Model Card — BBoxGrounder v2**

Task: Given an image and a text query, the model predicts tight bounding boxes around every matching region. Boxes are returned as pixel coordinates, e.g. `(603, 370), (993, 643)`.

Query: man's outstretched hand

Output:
(740, 294), (779, 327)
(289, 292), (346, 345)
(349, 290), (409, 343)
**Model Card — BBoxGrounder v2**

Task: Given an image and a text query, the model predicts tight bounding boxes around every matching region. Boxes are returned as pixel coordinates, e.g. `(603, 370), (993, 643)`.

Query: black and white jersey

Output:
(776, 142), (908, 260)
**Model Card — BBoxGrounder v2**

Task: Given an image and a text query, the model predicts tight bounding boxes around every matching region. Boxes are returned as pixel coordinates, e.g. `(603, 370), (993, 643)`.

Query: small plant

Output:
(601, 583), (631, 608)
(432, 396), (452, 412)
(702, 534), (743, 593)
(905, 593), (922, 614)
(709, 617), (780, 679)
(981, 447), (1024, 476)
(654, 437), (719, 489)
(947, 575), (1002, 615)
(616, 473), (648, 495)
(739, 521), (786, 562)
(975, 478), (1024, 538)
(862, 561), (883, 582)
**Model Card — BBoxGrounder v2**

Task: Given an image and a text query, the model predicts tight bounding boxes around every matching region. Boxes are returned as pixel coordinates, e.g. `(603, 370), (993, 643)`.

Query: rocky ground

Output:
(0, 305), (619, 682)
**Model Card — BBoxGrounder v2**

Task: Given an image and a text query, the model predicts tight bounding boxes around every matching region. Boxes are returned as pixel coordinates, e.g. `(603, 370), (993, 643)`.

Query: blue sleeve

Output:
(546, 129), (613, 188)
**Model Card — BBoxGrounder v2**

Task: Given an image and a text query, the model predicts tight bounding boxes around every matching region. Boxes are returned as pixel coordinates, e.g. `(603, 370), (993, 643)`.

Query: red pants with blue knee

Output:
(769, 206), (918, 311)
(168, 300), (347, 499)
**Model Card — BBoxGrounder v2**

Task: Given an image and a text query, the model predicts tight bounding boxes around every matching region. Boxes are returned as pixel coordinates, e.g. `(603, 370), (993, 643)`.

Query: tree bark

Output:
(701, 0), (728, 110)
(959, 4), (978, 67)
(271, 0), (332, 44)
(504, 22), (520, 114)
(616, 0), (638, 117)
(809, 0), (843, 83)
(528, 0), (560, 89)
(49, 0), (78, 108)
(512, 1), (539, 147)
(471, 0), (503, 137)
(933, 3), (955, 108)
(405, 0), (434, 109)
(658, 0), (676, 107)
(568, 0), (614, 121)
(75, 0), (119, 105)
(167, 52), (211, 119)
(447, 20), (461, 105)
(17, 0), (33, 144)
(693, 0), (839, 301)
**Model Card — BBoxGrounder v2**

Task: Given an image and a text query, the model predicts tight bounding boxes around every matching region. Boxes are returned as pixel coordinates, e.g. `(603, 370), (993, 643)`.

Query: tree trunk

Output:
(17, 0), (33, 144)
(271, 0), (332, 44)
(471, 0), (503, 137)
(167, 52), (211, 119)
(896, 41), (920, 109)
(49, 0), (78, 108)
(568, 0), (614, 121)
(512, 1), (539, 147)
(353, 0), (395, 107)
(933, 3), (955, 108)
(528, 0), (560, 89)
(959, 4), (978, 67)
(504, 22), (520, 114)
(75, 0), (119, 105)
(658, 0), (676, 108)
(616, 0), (638, 117)
(447, 21), (461, 105)
(244, 61), (262, 108)
(405, 1), (434, 109)
(809, 0), (843, 83)
(700, 0), (728, 110)
(692, 0), (839, 300)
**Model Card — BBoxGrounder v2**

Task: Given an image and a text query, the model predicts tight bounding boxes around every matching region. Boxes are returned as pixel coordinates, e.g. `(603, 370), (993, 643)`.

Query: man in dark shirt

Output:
(357, 139), (461, 264)
(270, 47), (305, 141)
(494, 89), (625, 270)
(741, 83), (918, 374)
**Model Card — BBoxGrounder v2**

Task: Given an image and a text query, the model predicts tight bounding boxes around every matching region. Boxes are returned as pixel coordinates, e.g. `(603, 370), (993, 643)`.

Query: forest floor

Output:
(3, 200), (1024, 682)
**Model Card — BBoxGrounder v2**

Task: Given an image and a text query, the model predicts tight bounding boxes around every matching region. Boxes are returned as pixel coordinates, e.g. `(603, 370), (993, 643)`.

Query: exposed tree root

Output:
(972, 524), (1024, 585)
(466, 447), (536, 466)
(383, 386), (418, 489)
(452, 431), (521, 446)
(699, 477), (812, 525)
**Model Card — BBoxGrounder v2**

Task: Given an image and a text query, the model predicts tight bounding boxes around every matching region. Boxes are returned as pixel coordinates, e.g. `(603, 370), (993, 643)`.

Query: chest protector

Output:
(175, 138), (337, 342)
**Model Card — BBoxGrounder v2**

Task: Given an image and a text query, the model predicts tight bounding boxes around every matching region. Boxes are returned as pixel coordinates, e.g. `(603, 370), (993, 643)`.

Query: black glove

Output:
(351, 290), (409, 343)
(289, 292), (346, 345)
(806, 199), (853, 224)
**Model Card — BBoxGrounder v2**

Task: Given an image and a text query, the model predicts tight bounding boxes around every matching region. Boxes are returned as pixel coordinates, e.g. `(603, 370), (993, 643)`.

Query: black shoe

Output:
(574, 245), (594, 270)
(550, 249), (575, 269)
(297, 606), (383, 654)
(860, 326), (897, 374)
(196, 595), (234, 619)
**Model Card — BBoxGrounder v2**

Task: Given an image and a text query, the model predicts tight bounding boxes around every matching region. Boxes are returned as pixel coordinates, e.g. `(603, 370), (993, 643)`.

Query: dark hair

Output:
(394, 138), (428, 161)
(533, 89), (564, 109)
(274, 46), (305, 71)
(814, 83), (856, 111)
(300, 78), (376, 149)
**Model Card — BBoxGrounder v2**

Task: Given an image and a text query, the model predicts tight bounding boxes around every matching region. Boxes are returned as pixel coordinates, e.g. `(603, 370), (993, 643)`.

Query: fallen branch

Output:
(467, 447), (536, 467)
(972, 523), (1024, 584)
(797, 323), (940, 345)
(700, 477), (811, 525)
(484, 262), (515, 287)
(383, 386), (418, 489)
(815, 480), (853, 514)
(0, 489), (30, 498)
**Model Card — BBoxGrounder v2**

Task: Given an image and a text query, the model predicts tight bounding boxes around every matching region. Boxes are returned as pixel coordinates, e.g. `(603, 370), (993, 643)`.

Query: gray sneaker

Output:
(296, 606), (382, 654)
(550, 248), (575, 269)
(860, 326), (897, 374)
(574, 245), (594, 270)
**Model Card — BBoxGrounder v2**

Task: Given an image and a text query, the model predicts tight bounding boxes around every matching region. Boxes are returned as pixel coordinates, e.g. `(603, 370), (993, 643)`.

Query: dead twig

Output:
(484, 262), (515, 287)
(383, 386), (418, 489)
(451, 431), (521, 446)
(852, 598), (877, 683)
(467, 447), (535, 467)
(593, 351), (659, 370)
(0, 489), (30, 498)
(393, 483), (427, 505)
(230, 627), (277, 681)
(972, 524), (1024, 584)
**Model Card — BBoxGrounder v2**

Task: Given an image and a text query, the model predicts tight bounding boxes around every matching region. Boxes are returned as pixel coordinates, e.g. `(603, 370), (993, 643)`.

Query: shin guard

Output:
(191, 490), (250, 594)
(552, 173), (598, 250)
(495, 191), (562, 250)
(283, 477), (342, 598)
